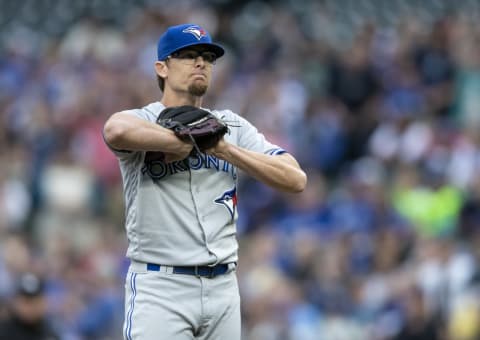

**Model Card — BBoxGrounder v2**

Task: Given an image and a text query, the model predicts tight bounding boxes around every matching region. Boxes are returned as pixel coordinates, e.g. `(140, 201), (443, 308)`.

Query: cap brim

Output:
(164, 42), (225, 60)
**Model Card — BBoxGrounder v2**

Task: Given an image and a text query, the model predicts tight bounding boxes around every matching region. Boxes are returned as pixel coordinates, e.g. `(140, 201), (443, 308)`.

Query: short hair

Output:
(156, 58), (169, 92)
(157, 75), (165, 92)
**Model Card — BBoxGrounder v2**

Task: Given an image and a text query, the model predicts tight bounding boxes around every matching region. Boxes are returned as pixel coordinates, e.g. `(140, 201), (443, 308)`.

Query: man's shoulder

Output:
(207, 108), (239, 120)
(122, 102), (164, 121)
(142, 101), (165, 115)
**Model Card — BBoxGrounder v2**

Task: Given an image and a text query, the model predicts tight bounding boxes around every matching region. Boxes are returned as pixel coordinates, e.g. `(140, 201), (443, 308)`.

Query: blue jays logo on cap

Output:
(157, 23), (225, 61)
(183, 26), (207, 40)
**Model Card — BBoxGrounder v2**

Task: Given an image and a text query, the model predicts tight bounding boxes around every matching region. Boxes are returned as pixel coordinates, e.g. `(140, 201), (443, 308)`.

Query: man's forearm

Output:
(103, 112), (189, 153)
(210, 141), (307, 193)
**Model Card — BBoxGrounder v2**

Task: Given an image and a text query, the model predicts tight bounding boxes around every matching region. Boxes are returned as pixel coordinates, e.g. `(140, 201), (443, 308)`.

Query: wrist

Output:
(209, 140), (233, 160)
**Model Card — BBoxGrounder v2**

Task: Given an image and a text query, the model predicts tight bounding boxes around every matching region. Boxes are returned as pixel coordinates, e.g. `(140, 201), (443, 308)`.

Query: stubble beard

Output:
(188, 82), (208, 97)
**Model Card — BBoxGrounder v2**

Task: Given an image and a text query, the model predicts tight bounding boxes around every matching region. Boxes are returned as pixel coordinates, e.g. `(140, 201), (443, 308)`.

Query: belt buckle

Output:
(208, 266), (215, 279)
(194, 266), (201, 278)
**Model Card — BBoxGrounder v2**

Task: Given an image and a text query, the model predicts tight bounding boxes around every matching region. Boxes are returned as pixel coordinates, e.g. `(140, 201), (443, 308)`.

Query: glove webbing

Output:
(160, 119), (203, 155)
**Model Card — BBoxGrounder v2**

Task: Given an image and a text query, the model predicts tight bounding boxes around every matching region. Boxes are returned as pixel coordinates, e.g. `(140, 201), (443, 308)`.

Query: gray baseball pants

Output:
(123, 260), (241, 340)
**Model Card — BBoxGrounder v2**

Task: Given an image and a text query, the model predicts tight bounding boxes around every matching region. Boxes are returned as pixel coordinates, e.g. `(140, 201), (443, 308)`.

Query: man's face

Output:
(160, 47), (217, 96)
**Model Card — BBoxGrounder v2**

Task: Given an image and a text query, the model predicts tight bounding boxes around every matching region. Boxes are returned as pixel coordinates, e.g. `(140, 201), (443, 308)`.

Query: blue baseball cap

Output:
(157, 24), (225, 61)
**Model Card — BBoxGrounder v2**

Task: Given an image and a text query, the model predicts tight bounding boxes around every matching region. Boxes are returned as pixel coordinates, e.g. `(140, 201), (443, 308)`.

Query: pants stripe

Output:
(125, 272), (137, 340)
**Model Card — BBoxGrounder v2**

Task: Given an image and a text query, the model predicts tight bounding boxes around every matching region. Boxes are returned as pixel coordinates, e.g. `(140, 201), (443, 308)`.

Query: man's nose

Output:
(194, 56), (206, 67)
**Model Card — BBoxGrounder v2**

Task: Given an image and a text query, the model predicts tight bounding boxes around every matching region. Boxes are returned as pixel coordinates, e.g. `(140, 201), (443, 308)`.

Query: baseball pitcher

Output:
(103, 23), (307, 340)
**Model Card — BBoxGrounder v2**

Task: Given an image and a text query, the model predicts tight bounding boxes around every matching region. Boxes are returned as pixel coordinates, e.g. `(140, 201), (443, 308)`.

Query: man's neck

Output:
(161, 92), (203, 108)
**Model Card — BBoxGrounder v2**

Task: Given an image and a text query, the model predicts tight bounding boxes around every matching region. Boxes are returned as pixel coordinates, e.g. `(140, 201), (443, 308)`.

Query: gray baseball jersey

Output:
(111, 101), (285, 266)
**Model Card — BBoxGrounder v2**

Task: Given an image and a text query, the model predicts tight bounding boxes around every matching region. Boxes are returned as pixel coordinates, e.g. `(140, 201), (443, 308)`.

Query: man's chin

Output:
(188, 83), (208, 97)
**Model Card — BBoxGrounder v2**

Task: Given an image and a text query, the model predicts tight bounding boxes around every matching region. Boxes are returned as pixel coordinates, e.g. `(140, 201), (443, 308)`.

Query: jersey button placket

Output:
(189, 169), (214, 255)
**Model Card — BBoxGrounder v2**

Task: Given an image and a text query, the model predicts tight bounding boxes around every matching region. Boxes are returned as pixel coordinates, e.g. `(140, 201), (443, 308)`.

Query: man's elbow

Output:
(289, 171), (307, 193)
(103, 117), (127, 149)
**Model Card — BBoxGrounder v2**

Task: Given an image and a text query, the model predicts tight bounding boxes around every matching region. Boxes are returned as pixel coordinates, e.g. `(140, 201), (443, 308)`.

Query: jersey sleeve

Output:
(226, 110), (287, 155)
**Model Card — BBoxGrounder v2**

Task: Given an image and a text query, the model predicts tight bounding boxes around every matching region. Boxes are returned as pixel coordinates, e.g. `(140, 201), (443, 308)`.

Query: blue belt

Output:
(146, 263), (231, 278)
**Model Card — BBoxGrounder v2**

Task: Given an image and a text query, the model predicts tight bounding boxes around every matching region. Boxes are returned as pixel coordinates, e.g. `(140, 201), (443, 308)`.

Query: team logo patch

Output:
(215, 187), (237, 219)
(182, 26), (207, 40)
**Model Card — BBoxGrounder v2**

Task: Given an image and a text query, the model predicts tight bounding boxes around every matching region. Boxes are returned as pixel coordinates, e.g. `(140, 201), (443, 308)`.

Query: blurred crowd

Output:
(1, 0), (480, 339)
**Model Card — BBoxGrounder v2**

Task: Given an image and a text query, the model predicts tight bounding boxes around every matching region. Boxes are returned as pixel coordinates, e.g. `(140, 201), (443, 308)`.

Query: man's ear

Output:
(155, 61), (168, 79)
